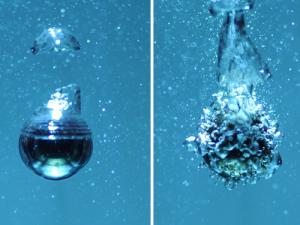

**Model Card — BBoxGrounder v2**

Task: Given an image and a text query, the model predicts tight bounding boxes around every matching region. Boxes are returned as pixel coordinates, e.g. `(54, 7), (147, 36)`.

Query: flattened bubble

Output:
(19, 84), (93, 180)
(209, 0), (254, 16)
(185, 86), (282, 189)
(31, 27), (80, 55)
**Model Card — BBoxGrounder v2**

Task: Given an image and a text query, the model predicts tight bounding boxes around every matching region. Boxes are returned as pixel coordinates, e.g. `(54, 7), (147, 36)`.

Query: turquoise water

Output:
(1, 0), (300, 224)
(155, 0), (300, 224)
(0, 1), (149, 225)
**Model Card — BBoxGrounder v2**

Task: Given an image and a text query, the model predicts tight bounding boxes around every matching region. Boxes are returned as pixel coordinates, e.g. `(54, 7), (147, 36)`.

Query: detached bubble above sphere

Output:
(31, 27), (81, 55)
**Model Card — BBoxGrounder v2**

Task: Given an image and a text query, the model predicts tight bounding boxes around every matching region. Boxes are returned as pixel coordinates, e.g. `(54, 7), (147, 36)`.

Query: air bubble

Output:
(31, 27), (80, 55)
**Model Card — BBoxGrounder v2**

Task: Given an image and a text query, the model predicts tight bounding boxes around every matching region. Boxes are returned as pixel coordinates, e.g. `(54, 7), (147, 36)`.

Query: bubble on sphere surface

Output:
(19, 84), (93, 180)
(31, 27), (80, 55)
(185, 86), (282, 189)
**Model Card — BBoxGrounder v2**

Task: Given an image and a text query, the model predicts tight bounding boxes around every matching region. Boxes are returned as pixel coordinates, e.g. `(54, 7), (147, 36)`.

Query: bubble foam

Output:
(185, 87), (282, 189)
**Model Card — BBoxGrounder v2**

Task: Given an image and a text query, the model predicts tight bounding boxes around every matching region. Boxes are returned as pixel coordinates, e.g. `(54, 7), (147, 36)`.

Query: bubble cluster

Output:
(185, 86), (282, 189)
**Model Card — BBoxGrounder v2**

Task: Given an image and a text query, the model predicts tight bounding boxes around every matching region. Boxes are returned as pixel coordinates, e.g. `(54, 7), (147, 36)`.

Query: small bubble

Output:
(182, 180), (190, 187)
(190, 42), (197, 48)
(272, 183), (279, 190)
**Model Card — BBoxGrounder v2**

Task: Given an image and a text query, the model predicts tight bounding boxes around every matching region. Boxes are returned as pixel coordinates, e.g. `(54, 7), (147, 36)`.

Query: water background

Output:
(155, 0), (300, 224)
(0, 1), (149, 225)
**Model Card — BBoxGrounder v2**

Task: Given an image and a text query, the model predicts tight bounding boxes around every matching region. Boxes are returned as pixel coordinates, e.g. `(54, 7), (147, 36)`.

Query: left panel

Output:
(0, 1), (149, 225)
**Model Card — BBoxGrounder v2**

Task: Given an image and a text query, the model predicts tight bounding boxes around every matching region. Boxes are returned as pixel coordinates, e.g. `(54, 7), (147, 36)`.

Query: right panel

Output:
(155, 0), (300, 224)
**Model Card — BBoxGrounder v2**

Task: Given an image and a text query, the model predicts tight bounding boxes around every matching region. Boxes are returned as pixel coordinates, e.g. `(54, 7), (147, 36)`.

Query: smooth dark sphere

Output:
(19, 135), (92, 180)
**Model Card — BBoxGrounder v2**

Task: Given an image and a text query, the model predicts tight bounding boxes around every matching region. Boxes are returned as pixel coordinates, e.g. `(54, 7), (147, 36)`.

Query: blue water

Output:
(155, 0), (300, 225)
(0, 1), (149, 225)
(1, 0), (300, 224)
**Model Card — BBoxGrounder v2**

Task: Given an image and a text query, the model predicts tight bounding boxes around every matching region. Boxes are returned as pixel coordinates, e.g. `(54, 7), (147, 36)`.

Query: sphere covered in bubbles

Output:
(19, 84), (92, 180)
(185, 87), (282, 189)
